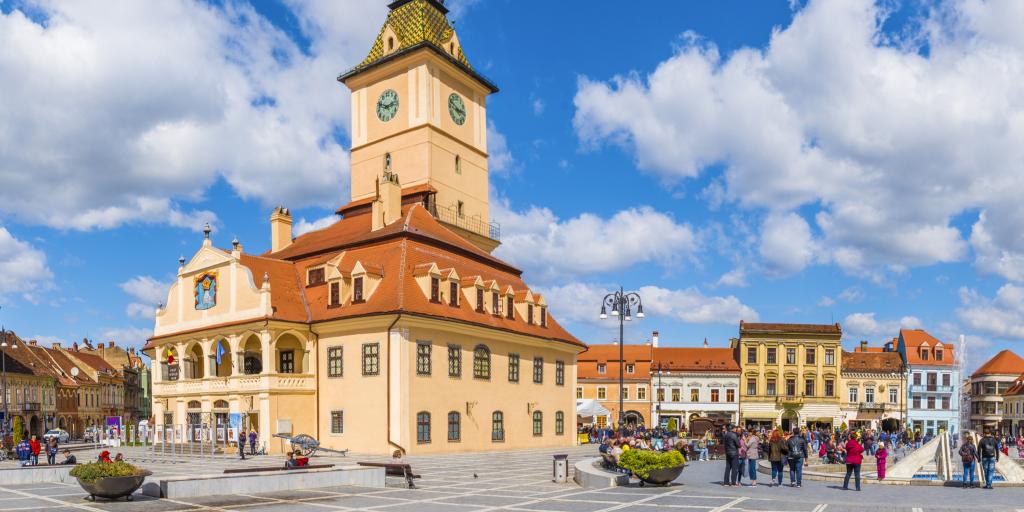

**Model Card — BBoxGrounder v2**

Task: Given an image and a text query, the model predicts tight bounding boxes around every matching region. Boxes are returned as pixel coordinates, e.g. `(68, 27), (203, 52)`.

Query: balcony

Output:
(859, 402), (887, 412)
(776, 395), (804, 405)
(22, 402), (40, 412)
(910, 385), (954, 393)
(431, 203), (500, 241)
(153, 374), (316, 396)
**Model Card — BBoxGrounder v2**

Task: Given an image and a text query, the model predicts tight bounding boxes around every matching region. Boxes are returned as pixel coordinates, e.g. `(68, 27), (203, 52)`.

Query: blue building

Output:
(895, 329), (960, 437)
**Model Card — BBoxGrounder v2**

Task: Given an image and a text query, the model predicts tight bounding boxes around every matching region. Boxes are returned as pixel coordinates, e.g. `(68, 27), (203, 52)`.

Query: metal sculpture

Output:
(272, 433), (348, 457)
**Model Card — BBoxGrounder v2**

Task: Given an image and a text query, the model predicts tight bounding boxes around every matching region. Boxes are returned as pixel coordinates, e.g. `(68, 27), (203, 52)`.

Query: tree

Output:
(667, 418), (678, 433)
(12, 416), (23, 446)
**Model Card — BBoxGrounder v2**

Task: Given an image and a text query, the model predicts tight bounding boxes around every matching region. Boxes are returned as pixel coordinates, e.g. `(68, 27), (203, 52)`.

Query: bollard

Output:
(553, 454), (569, 483)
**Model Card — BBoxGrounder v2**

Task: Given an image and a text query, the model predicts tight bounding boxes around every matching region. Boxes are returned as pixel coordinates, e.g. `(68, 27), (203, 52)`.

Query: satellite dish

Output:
(71, 367), (80, 377)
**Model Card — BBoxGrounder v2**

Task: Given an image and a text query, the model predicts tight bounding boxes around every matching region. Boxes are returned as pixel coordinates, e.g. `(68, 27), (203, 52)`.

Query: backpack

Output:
(959, 444), (975, 463)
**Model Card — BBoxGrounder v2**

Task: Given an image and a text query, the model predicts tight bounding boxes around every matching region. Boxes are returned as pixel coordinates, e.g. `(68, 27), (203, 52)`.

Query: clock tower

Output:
(339, 0), (500, 252)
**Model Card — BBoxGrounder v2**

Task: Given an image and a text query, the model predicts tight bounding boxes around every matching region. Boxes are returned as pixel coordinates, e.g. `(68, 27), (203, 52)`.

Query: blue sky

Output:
(1, 0), (1023, 373)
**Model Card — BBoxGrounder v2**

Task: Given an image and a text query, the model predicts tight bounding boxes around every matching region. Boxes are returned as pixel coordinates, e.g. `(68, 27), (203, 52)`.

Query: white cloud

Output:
(98, 326), (154, 349)
(573, 0), (1024, 277)
(759, 212), (819, 276)
(294, 214), (338, 237)
(843, 312), (921, 340)
(817, 296), (836, 307)
(120, 275), (172, 319)
(0, 226), (54, 303)
(838, 286), (865, 303)
(493, 199), (698, 282)
(716, 267), (748, 288)
(0, 1), (381, 231)
(537, 282), (758, 326)
(532, 98), (545, 116)
(487, 121), (516, 175)
(957, 284), (1024, 339)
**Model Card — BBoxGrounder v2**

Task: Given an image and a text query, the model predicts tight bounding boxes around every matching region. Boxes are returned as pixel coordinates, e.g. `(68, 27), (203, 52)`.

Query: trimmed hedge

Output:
(618, 449), (685, 479)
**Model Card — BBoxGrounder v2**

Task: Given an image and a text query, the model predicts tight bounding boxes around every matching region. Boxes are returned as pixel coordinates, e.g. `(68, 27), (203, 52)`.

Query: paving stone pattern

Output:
(2, 445), (1024, 511)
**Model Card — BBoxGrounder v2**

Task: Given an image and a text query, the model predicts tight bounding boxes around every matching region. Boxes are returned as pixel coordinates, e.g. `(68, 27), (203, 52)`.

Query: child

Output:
(876, 441), (888, 481)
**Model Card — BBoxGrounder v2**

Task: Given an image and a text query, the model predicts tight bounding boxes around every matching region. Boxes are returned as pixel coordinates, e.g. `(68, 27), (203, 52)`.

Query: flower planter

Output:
(636, 465), (684, 487)
(76, 470), (152, 501)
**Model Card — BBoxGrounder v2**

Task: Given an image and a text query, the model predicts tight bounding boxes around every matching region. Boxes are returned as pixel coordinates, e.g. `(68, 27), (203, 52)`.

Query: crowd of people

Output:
(14, 434), (77, 466)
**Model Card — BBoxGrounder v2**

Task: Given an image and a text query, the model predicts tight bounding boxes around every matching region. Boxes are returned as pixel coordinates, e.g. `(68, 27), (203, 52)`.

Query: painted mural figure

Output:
(195, 273), (217, 310)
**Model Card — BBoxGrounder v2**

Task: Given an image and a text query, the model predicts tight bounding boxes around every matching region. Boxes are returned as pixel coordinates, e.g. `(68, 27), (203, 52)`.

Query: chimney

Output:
(29, 339), (37, 346)
(52, 343), (61, 350)
(372, 172), (402, 231)
(651, 331), (659, 348)
(703, 337), (709, 349)
(270, 207), (293, 252)
(108, 341), (114, 348)
(73, 341), (79, 351)
(860, 340), (868, 353)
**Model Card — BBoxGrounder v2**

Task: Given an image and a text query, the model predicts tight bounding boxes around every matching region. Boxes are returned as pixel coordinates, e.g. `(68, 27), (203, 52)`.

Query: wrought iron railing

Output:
(430, 203), (500, 240)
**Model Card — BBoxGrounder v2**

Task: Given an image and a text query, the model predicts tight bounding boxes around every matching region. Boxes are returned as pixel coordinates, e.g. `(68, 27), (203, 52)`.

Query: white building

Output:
(651, 344), (740, 431)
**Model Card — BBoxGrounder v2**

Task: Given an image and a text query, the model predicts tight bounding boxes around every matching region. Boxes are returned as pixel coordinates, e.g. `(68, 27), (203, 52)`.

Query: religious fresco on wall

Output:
(194, 272), (218, 310)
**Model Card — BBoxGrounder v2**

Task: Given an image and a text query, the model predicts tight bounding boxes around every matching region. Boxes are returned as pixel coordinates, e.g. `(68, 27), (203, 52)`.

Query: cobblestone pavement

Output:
(3, 445), (1024, 511)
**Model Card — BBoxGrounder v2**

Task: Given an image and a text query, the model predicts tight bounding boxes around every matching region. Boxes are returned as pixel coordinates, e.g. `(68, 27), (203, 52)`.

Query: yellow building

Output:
(143, 0), (584, 455)
(839, 346), (906, 432)
(737, 322), (843, 431)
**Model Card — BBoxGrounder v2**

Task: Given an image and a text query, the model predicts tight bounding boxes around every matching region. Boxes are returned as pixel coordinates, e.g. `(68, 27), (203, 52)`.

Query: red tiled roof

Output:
(43, 348), (96, 386)
(652, 347), (739, 372)
(900, 329), (954, 366)
(578, 344), (652, 380)
(66, 350), (121, 376)
(1003, 375), (1024, 397)
(740, 321), (842, 335)
(842, 351), (904, 373)
(973, 350), (1024, 378)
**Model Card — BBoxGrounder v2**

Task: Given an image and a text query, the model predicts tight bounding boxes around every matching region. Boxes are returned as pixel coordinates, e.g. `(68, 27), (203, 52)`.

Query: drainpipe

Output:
(386, 314), (406, 454)
(312, 329), (320, 442)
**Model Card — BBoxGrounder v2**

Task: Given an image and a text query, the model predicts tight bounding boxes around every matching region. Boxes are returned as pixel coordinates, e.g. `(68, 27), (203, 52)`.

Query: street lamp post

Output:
(599, 287), (644, 429)
(1, 326), (11, 438)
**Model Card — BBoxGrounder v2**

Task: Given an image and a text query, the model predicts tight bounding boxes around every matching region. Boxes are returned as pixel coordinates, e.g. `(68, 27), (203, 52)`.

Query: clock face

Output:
(448, 93), (467, 126)
(376, 89), (399, 122)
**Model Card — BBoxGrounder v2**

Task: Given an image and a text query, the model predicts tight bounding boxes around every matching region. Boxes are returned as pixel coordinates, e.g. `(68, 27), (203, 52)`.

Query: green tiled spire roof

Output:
(359, 0), (470, 70)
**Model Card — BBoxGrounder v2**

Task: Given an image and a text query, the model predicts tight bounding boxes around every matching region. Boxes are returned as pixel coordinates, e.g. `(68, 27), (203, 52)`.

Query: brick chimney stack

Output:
(651, 331), (659, 348)
(860, 340), (868, 352)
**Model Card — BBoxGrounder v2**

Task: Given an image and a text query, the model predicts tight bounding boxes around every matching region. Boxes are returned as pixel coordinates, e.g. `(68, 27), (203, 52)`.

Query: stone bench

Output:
(143, 465), (384, 498)
(573, 457), (629, 489)
(0, 464), (75, 484)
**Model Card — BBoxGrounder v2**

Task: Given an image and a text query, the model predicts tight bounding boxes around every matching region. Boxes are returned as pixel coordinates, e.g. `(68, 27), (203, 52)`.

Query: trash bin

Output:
(553, 453), (569, 483)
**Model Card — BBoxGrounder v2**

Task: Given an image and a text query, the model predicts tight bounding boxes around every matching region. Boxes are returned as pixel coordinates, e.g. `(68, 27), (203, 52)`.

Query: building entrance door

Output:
(781, 410), (798, 432)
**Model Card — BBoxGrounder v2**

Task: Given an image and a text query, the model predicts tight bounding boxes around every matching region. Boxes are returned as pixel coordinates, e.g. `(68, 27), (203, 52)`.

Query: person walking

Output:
(237, 429), (247, 460)
(786, 428), (809, 487)
(249, 429), (258, 456)
(978, 430), (999, 489)
(15, 437), (31, 467)
(746, 431), (761, 487)
(768, 430), (786, 487)
(722, 426), (741, 487)
(45, 436), (58, 465)
(842, 432), (865, 491)
(875, 441), (888, 481)
(697, 438), (709, 461)
(29, 435), (41, 466)
(959, 433), (978, 489)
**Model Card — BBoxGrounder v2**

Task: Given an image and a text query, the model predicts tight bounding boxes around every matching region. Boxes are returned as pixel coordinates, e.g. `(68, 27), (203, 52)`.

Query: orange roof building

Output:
(142, 0), (584, 455)
(650, 342), (740, 429)
(895, 329), (961, 436)
(840, 350), (906, 432)
(577, 343), (653, 428)
(968, 350), (1024, 432)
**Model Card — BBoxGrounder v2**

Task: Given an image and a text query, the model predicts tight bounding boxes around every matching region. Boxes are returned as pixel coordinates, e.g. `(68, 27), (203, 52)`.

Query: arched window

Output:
(473, 345), (491, 379)
(447, 411), (460, 442)
(555, 411), (564, 435)
(187, 400), (201, 409)
(213, 400), (229, 409)
(532, 411), (543, 436)
(388, 37), (395, 51)
(416, 412), (431, 444)
(491, 411), (504, 441)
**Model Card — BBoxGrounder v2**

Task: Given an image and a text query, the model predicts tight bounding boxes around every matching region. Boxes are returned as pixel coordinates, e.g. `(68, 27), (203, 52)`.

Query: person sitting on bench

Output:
(285, 451), (297, 469)
(61, 449), (77, 465)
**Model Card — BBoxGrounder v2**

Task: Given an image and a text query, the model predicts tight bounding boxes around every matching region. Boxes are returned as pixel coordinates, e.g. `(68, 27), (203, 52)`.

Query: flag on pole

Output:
(216, 343), (225, 365)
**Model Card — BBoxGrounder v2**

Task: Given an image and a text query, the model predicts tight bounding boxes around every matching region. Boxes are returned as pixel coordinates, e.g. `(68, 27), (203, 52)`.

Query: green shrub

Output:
(70, 461), (140, 483)
(667, 418), (678, 433)
(617, 449), (685, 479)
(12, 417), (22, 446)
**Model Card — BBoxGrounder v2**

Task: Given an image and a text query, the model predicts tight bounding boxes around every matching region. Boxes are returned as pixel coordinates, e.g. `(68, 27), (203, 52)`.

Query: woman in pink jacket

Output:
(875, 441), (888, 480)
(842, 432), (865, 491)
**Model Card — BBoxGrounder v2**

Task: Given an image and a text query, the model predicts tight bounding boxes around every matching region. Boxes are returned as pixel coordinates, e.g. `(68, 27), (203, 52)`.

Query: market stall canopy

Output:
(576, 399), (610, 418)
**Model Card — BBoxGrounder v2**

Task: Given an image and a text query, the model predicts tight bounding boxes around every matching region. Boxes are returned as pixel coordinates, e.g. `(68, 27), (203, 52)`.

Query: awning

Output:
(808, 417), (834, 423)
(576, 399), (610, 418)
(741, 413), (778, 420)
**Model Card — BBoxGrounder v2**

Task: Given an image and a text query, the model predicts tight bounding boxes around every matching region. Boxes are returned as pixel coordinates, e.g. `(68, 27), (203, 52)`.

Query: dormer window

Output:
(492, 291), (500, 315)
(921, 349), (929, 361)
(506, 296), (514, 319)
(329, 282), (340, 307)
(540, 307), (547, 327)
(476, 288), (484, 312)
(936, 349), (943, 361)
(307, 267), (325, 286)
(527, 305), (534, 324)
(431, 277), (440, 303)
(449, 282), (458, 307)
(353, 277), (364, 303)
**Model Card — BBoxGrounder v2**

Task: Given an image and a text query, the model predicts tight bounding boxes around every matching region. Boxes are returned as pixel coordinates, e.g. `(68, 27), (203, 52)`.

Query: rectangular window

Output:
(506, 297), (514, 319)
(889, 387), (898, 403)
(913, 396), (921, 409)
(492, 291), (500, 315)
(637, 386), (647, 400)
(430, 278), (440, 303)
(279, 351), (294, 374)
(362, 343), (379, 375)
(766, 379), (777, 396)
(656, 388), (665, 402)
(786, 379), (796, 397)
(921, 349), (929, 361)
(942, 396), (950, 410)
(448, 412), (460, 441)
(307, 267), (325, 285)
(417, 412), (430, 444)
(329, 281), (340, 306)
(449, 282), (459, 306)
(865, 387), (875, 403)
(327, 347), (343, 377)
(576, 387), (584, 399)
(942, 374), (951, 387)
(806, 348), (816, 365)
(786, 348), (796, 364)
(747, 378), (757, 396)
(711, 389), (720, 402)
(533, 357), (544, 384)
(913, 373), (922, 385)
(597, 363), (606, 374)
(528, 305), (534, 324)
(767, 348), (777, 364)
(825, 379), (834, 397)
(672, 388), (681, 402)
(416, 341), (432, 375)
(936, 349), (943, 361)
(353, 277), (364, 303)
(927, 396), (936, 409)
(825, 349), (835, 365)
(747, 347), (757, 364)
(626, 363), (635, 374)
(331, 411), (343, 434)
(508, 353), (520, 382)
(805, 379), (815, 397)
(689, 388), (698, 402)
(540, 307), (547, 327)
(597, 387), (606, 400)
(476, 288), (484, 312)
(622, 387), (629, 400)
(448, 345), (461, 377)
(555, 360), (565, 386)
(726, 389), (735, 402)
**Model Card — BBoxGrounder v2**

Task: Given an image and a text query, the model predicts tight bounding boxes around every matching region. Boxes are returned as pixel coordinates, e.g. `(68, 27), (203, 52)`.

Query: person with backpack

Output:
(978, 430), (1000, 489)
(786, 427), (809, 487)
(960, 433), (979, 488)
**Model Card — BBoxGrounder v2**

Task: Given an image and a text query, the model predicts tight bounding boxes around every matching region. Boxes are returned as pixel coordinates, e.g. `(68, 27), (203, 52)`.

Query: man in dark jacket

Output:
(786, 428), (809, 487)
(978, 430), (1000, 489)
(722, 426), (741, 486)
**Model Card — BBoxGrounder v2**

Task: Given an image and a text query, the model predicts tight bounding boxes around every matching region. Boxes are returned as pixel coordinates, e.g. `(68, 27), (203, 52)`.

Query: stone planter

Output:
(76, 470), (152, 501)
(637, 465), (685, 487)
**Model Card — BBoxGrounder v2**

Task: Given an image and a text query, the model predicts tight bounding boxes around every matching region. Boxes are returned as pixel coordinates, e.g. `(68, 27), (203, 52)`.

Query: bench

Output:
(356, 462), (420, 488)
(223, 464), (334, 474)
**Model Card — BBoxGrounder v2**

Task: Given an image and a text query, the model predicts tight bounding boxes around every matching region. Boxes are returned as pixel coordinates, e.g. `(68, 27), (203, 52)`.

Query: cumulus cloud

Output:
(294, 214), (338, 237)
(838, 286), (865, 303)
(0, 227), (54, 303)
(573, 0), (1024, 278)
(759, 212), (819, 276)
(817, 296), (836, 307)
(716, 267), (748, 288)
(0, 1), (381, 231)
(493, 199), (698, 281)
(957, 284), (1024, 339)
(843, 312), (921, 340)
(537, 282), (758, 326)
(99, 326), (154, 348)
(120, 275), (172, 319)
(487, 121), (516, 175)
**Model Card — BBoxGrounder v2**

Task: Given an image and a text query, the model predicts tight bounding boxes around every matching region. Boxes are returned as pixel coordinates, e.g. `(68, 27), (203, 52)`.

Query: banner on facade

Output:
(229, 413), (243, 443)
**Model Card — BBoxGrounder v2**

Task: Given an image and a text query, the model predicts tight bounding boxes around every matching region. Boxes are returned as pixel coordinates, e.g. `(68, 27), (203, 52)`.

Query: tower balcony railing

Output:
(153, 373), (315, 396)
(910, 385), (954, 393)
(430, 203), (500, 240)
